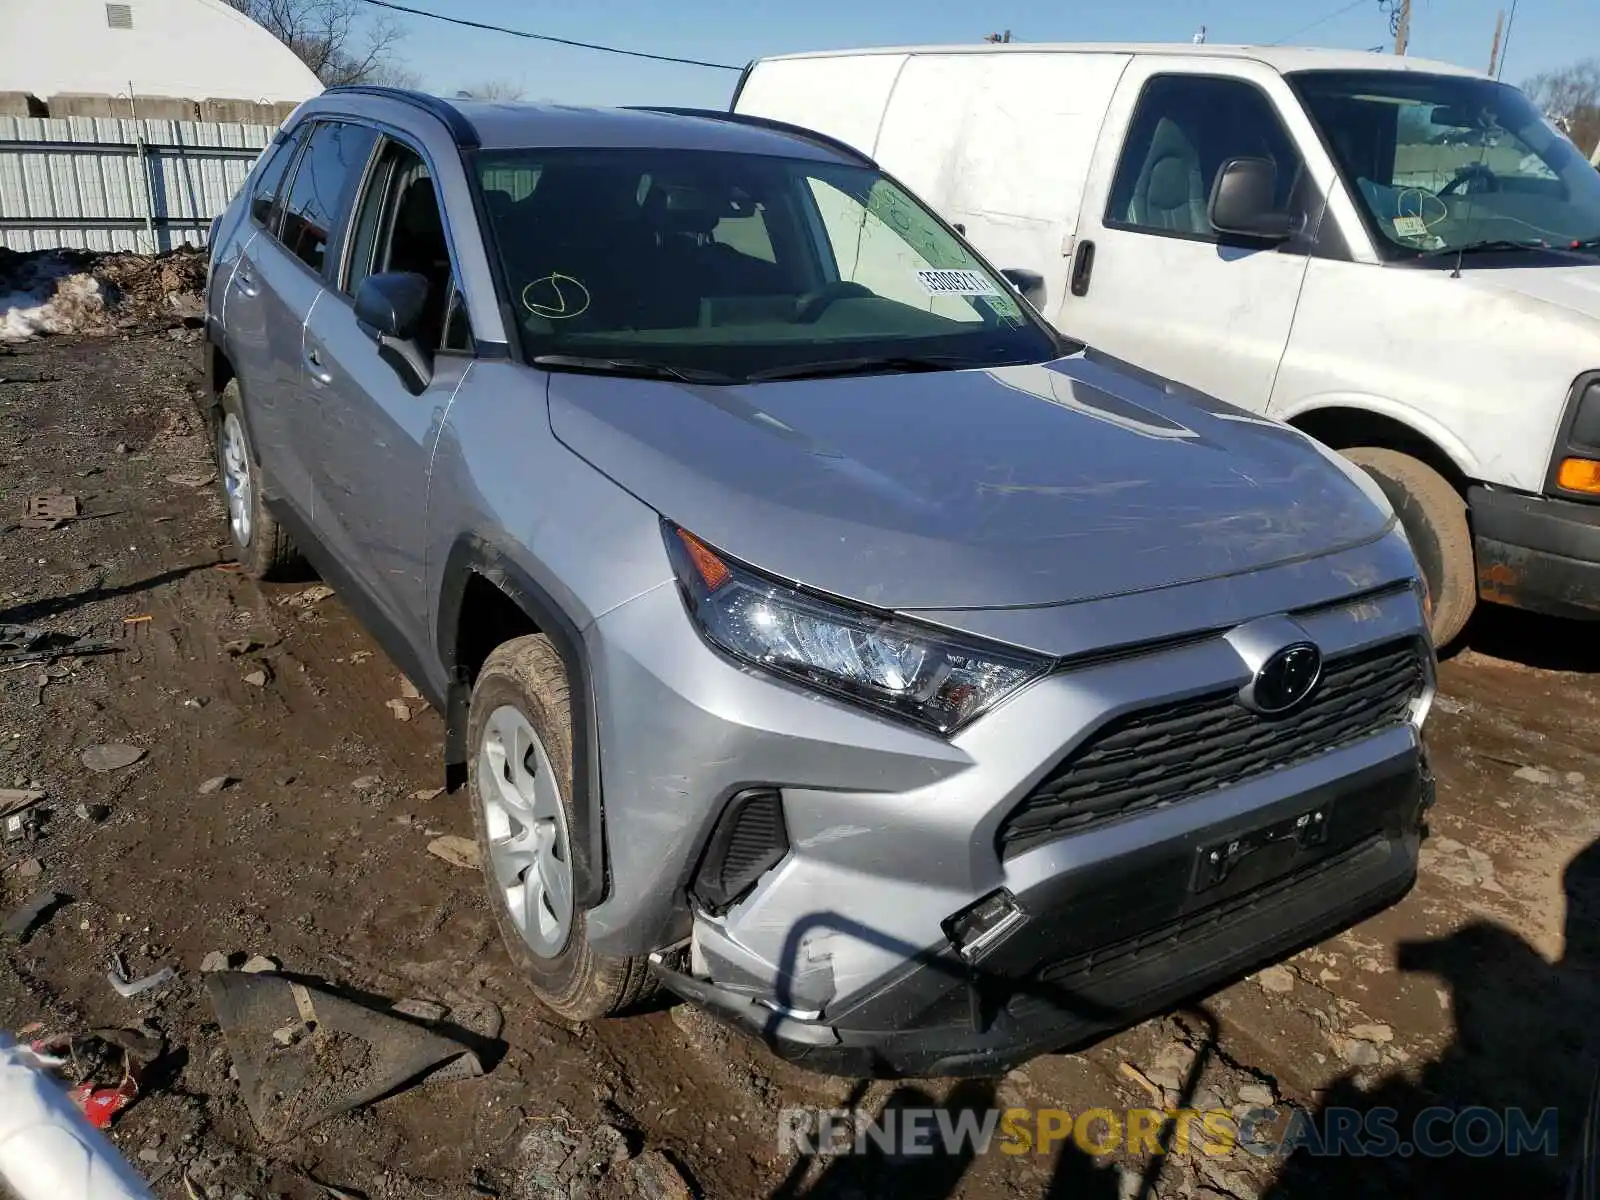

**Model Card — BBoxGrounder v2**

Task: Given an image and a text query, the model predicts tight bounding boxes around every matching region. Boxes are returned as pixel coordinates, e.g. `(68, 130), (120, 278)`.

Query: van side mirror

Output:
(354, 272), (433, 394)
(1207, 157), (1291, 241)
(1001, 267), (1046, 306)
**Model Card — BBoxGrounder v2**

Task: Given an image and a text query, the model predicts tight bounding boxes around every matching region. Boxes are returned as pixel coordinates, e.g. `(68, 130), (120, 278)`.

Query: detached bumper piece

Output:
(654, 757), (1429, 1079)
(1471, 485), (1600, 620)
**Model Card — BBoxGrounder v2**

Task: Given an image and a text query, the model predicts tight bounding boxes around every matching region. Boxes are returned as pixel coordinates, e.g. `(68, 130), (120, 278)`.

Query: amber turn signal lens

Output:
(1558, 458), (1600, 495)
(674, 528), (732, 591)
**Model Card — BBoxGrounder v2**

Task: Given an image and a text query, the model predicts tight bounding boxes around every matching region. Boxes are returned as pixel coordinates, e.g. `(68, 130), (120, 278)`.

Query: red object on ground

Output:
(68, 1078), (139, 1129)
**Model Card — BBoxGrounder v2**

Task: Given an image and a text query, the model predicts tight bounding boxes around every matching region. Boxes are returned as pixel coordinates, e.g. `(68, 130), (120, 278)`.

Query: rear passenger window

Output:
(249, 133), (300, 231)
(278, 121), (380, 274)
(1107, 75), (1303, 238)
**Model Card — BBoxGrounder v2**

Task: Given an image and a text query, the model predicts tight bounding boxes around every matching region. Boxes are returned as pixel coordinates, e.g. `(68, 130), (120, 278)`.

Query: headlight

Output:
(665, 525), (1049, 735)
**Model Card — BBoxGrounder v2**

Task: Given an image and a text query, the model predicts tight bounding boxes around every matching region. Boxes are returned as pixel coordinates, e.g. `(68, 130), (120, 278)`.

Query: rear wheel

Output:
(214, 380), (304, 579)
(1343, 447), (1475, 648)
(467, 634), (655, 1021)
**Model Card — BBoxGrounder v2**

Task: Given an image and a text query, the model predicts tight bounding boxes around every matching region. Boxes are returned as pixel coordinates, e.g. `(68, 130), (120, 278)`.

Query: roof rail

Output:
(321, 85), (480, 148)
(624, 107), (875, 166)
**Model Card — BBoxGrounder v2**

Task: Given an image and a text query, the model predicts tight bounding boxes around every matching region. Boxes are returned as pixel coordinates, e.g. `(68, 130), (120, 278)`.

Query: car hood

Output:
(547, 352), (1393, 610)
(1454, 254), (1600, 322)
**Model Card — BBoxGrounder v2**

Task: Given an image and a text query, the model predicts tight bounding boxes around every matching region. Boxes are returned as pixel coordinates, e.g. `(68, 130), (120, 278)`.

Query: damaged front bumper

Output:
(651, 752), (1431, 1079)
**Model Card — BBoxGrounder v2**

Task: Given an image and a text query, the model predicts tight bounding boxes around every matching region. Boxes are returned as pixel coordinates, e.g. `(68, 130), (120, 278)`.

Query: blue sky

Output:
(376, 0), (1589, 109)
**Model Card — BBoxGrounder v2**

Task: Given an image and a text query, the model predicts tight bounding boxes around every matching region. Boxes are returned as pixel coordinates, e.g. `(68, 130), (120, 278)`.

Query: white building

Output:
(0, 0), (323, 106)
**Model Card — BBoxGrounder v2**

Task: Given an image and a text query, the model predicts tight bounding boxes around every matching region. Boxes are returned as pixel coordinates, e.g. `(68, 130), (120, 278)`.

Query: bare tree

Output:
(225, 0), (413, 88)
(454, 81), (527, 101)
(1521, 59), (1600, 159)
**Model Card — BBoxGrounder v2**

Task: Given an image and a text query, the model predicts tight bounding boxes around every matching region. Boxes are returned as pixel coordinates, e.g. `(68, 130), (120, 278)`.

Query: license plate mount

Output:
(1192, 805), (1332, 894)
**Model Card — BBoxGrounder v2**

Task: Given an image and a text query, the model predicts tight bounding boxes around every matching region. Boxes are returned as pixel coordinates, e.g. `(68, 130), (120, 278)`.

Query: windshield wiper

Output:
(1418, 238), (1549, 259)
(745, 355), (978, 383)
(531, 355), (732, 384)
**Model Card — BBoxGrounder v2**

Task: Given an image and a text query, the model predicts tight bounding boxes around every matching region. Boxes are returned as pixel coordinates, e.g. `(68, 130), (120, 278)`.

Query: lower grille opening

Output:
(1000, 638), (1426, 857)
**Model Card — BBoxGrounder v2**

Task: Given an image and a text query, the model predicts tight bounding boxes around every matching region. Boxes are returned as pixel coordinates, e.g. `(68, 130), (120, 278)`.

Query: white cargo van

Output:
(733, 44), (1600, 646)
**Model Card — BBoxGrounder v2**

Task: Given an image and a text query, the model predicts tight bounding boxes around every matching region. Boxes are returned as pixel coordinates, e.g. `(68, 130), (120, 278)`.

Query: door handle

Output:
(1069, 240), (1096, 297)
(231, 266), (259, 298)
(305, 346), (333, 386)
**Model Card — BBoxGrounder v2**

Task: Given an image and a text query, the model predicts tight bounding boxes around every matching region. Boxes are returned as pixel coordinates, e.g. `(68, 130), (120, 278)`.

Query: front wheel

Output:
(1343, 447), (1476, 648)
(467, 634), (655, 1021)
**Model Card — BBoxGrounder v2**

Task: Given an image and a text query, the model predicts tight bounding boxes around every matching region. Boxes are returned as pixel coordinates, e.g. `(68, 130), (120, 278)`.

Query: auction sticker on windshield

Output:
(917, 268), (1002, 297)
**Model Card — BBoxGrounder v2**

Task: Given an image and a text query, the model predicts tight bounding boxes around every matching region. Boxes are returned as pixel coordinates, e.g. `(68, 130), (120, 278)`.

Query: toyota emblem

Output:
(1240, 642), (1323, 715)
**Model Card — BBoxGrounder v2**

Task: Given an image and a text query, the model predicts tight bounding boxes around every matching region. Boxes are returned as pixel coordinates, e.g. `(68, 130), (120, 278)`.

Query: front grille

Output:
(999, 639), (1425, 857)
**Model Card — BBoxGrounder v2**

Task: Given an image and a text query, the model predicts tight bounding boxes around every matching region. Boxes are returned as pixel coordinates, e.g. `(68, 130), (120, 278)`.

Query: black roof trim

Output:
(624, 107), (876, 167)
(322, 85), (481, 148)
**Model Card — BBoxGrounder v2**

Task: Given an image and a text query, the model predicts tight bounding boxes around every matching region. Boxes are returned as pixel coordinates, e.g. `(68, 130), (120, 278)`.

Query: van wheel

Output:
(1343, 447), (1475, 648)
(467, 634), (655, 1021)
(215, 381), (304, 579)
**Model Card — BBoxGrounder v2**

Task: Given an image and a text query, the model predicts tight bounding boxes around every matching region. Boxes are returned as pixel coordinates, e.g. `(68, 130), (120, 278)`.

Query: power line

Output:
(1497, 0), (1520, 79)
(352, 0), (743, 71)
(1269, 0), (1371, 46)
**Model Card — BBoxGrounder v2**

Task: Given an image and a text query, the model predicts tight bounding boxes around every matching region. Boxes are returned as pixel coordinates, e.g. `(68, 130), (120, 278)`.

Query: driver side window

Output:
(344, 139), (462, 354)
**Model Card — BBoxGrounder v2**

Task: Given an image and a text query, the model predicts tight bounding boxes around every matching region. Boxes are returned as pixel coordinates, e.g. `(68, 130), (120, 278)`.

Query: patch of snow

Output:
(0, 254), (105, 342)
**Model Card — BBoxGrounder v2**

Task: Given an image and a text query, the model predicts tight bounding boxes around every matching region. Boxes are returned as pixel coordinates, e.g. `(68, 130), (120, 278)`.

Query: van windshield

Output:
(1292, 70), (1600, 258)
(474, 148), (1060, 381)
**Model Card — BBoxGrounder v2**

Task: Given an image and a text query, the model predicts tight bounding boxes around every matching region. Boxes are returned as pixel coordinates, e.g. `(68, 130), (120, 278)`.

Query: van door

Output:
(1061, 62), (1318, 412)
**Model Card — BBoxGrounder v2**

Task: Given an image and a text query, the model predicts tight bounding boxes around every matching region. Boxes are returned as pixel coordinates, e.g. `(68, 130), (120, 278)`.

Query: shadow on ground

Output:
(1259, 837), (1600, 1198)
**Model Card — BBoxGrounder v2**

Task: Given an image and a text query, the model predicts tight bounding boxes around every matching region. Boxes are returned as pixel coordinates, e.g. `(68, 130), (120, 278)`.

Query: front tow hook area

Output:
(646, 952), (840, 1050)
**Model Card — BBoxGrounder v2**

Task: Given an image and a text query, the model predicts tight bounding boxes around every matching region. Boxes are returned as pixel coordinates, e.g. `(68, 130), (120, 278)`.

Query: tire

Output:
(214, 380), (304, 579)
(1343, 447), (1476, 648)
(467, 634), (655, 1021)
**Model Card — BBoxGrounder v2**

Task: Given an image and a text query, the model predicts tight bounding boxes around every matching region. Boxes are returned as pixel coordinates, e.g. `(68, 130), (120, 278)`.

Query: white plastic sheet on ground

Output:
(0, 1033), (153, 1200)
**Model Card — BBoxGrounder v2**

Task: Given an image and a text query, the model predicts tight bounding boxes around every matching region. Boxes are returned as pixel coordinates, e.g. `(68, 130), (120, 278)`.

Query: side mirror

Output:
(354, 272), (432, 394)
(1001, 267), (1046, 307)
(1207, 157), (1292, 241)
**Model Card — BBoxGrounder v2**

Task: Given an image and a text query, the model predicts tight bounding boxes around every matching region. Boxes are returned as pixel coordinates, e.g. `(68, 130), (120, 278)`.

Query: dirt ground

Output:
(1, 328), (1597, 1200)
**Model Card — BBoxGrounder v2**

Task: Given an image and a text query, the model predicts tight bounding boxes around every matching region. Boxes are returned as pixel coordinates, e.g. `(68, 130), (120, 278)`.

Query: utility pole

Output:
(1394, 0), (1411, 55)
(1487, 9), (1505, 76)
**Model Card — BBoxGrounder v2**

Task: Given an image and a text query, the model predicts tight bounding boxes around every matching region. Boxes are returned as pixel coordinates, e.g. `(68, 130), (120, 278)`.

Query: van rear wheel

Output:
(1343, 447), (1475, 648)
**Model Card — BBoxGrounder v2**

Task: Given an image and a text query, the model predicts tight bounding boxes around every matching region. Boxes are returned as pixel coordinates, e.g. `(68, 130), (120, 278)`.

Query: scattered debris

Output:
(1256, 965), (1294, 994)
(398, 677), (421, 700)
(1119, 1061), (1165, 1105)
(1237, 1083), (1276, 1107)
(21, 493), (80, 530)
(223, 638), (262, 656)
(81, 743), (146, 773)
(1347, 1022), (1393, 1044)
(165, 470), (216, 488)
(0, 786), (44, 818)
(107, 955), (176, 999)
(4, 889), (69, 941)
(412, 787), (445, 802)
(205, 971), (484, 1142)
(427, 836), (480, 871)
(14, 856), (43, 879)
(351, 776), (380, 791)
(385, 698), (412, 721)
(201, 950), (232, 973)
(198, 775), (236, 795)
(629, 1150), (695, 1200)
(241, 954), (280, 974)
(122, 614), (152, 626)
(1568, 771), (1587, 786)
(0, 622), (118, 666)
(1336, 1036), (1382, 1067)
(282, 585), (336, 609)
(1514, 765), (1555, 785)
(242, 669), (268, 687)
(75, 802), (110, 823)
(348, 650), (372, 664)
(391, 998), (448, 1023)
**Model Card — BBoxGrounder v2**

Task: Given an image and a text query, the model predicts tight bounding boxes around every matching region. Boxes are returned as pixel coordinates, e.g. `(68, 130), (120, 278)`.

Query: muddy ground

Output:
(1, 329), (1597, 1200)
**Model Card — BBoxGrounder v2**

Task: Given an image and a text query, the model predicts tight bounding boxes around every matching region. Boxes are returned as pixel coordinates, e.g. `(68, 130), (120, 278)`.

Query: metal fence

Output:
(0, 116), (275, 254)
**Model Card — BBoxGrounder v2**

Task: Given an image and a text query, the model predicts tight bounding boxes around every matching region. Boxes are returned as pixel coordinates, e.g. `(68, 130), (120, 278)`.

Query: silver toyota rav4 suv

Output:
(205, 86), (1435, 1077)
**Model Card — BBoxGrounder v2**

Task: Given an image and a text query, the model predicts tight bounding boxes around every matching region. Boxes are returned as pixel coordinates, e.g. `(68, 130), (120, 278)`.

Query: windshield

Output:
(472, 148), (1060, 380)
(1292, 70), (1600, 257)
